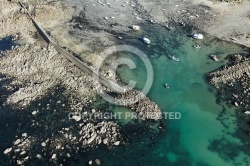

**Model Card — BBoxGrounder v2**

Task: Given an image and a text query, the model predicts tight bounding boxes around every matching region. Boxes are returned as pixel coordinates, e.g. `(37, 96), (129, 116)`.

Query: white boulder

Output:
(32, 110), (37, 115)
(114, 141), (120, 146)
(22, 133), (27, 137)
(41, 142), (46, 147)
(51, 154), (57, 160)
(95, 159), (101, 165)
(132, 25), (140, 31)
(192, 33), (204, 39)
(3, 147), (12, 154)
(244, 111), (250, 114)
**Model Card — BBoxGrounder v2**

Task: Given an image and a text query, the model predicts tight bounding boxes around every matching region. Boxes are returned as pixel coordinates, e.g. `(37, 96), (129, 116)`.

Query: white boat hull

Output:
(143, 37), (150, 44)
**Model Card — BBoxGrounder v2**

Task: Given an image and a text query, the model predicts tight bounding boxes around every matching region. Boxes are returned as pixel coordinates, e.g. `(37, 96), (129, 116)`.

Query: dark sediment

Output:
(207, 54), (250, 135)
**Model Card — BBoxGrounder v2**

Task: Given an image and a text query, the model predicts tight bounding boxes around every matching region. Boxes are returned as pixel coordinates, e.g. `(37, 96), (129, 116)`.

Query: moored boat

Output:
(180, 22), (185, 26)
(143, 37), (150, 44)
(132, 25), (140, 31)
(168, 55), (179, 62)
(192, 33), (204, 39)
(165, 24), (173, 30)
(193, 45), (201, 48)
(164, 83), (170, 89)
(117, 36), (123, 40)
(150, 19), (155, 24)
(210, 54), (218, 61)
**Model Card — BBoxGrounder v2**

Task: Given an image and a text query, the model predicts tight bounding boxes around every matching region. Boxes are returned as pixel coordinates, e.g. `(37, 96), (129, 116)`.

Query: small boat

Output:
(150, 19), (155, 24)
(192, 33), (204, 39)
(168, 55), (179, 62)
(132, 25), (140, 31)
(165, 24), (173, 30)
(117, 36), (123, 40)
(193, 45), (201, 48)
(210, 54), (218, 61)
(164, 83), (170, 89)
(180, 22), (185, 26)
(143, 37), (150, 44)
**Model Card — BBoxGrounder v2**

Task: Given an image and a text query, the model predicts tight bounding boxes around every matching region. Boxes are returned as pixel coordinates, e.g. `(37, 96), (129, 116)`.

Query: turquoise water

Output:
(106, 24), (250, 166)
(1, 24), (250, 165)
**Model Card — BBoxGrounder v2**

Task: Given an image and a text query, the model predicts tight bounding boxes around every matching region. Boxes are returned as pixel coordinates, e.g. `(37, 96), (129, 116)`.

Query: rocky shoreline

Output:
(114, 90), (162, 120)
(0, 82), (123, 165)
(1, 0), (250, 165)
(3, 121), (121, 165)
(207, 54), (250, 135)
(0, 44), (97, 108)
(0, 1), (164, 165)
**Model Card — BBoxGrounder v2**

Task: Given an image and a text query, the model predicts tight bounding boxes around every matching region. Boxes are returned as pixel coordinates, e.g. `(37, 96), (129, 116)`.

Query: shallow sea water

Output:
(0, 23), (250, 166)
(107, 24), (250, 166)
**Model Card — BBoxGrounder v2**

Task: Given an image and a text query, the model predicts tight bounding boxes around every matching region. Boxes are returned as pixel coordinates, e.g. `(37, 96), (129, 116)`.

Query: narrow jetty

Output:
(18, 2), (162, 120)
(18, 2), (126, 93)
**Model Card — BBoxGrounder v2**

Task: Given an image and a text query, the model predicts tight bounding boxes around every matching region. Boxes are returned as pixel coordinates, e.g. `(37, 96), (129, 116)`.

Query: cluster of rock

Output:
(207, 54), (250, 113)
(0, 44), (97, 108)
(1, 1), (164, 165)
(73, 121), (120, 147)
(88, 158), (101, 165)
(115, 90), (162, 120)
(3, 133), (34, 165)
(0, 80), (122, 165)
(173, 5), (216, 30)
(50, 121), (121, 153)
(208, 54), (250, 86)
(18, 1), (163, 123)
(3, 116), (121, 165)
(211, 0), (244, 4)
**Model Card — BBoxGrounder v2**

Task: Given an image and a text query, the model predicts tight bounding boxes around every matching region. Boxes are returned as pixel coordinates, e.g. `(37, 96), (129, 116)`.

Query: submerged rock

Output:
(32, 110), (37, 115)
(36, 154), (42, 159)
(17, 160), (24, 165)
(95, 159), (101, 165)
(22, 133), (27, 137)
